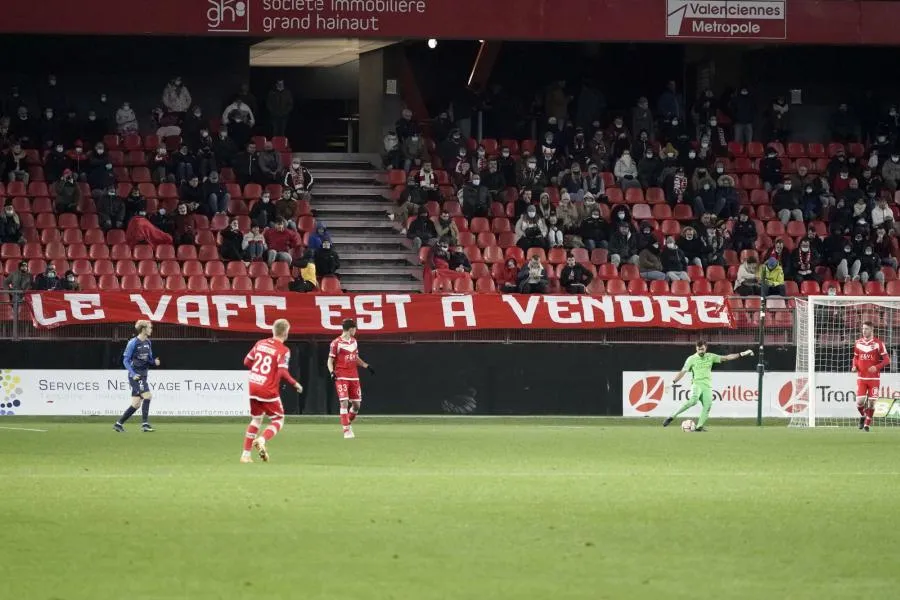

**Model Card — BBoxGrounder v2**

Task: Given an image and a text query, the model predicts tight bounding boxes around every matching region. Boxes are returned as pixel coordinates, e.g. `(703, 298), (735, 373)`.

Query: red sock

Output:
(857, 404), (866, 417)
(243, 422), (260, 451)
(340, 408), (350, 428)
(348, 408), (358, 423)
(262, 416), (283, 441)
(865, 408), (875, 428)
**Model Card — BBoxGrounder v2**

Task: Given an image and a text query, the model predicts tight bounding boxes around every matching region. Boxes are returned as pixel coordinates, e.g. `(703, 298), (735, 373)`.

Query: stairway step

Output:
(319, 217), (394, 229)
(313, 185), (389, 197)
(298, 152), (380, 169)
(338, 266), (422, 277)
(340, 280), (424, 293)
(339, 251), (416, 263)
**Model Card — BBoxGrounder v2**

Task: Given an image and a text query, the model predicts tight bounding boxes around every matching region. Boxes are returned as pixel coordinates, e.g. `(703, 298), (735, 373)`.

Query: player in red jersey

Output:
(852, 320), (890, 432)
(327, 319), (374, 439)
(240, 318), (303, 462)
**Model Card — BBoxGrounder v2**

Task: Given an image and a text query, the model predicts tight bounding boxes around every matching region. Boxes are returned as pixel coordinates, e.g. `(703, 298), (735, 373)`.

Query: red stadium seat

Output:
(176, 245), (198, 261)
(155, 245), (176, 260)
(253, 276), (275, 291)
(182, 260), (204, 277)
(475, 277), (496, 293)
(40, 229), (61, 245)
(230, 276), (253, 291)
(198, 245), (219, 262)
(224, 261), (247, 277)
(270, 262), (291, 278)
(491, 218), (511, 234)
(320, 277), (342, 294)
(865, 281), (886, 296)
(482, 245), (503, 264)
(165, 275), (188, 291)
(66, 244), (88, 260)
(110, 244), (132, 260)
(692, 280), (713, 295)
(137, 260), (159, 277)
(619, 264), (640, 281)
(454, 277), (474, 293)
(143, 275), (165, 290)
(248, 262), (269, 278)
(132, 245), (153, 261)
(44, 242), (65, 260)
(35, 213), (57, 229)
(187, 275), (209, 291)
(160, 260), (181, 277)
(115, 260), (137, 277)
(120, 275), (142, 291)
(800, 280), (821, 296)
(71, 259), (92, 276)
(93, 259), (115, 276)
(627, 279), (648, 295)
(648, 280), (669, 295)
(525, 248), (546, 263)
(672, 205), (693, 221)
(204, 261), (226, 277)
(98, 275), (120, 290)
(504, 247), (525, 264)
(597, 263), (618, 280)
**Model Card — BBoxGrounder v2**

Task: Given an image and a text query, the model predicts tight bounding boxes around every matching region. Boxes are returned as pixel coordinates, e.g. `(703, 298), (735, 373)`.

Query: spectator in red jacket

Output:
(495, 258), (520, 293)
(264, 218), (302, 265)
(125, 212), (173, 249)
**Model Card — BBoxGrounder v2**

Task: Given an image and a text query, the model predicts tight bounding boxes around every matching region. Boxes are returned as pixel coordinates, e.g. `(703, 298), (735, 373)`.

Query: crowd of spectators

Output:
(0, 74), (338, 295)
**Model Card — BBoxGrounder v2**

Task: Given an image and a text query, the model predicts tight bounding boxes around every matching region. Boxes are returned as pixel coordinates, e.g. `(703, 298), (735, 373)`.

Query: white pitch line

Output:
(0, 426), (48, 433)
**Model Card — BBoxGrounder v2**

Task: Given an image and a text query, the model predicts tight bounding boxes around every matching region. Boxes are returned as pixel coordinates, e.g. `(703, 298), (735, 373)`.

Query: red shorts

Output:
(856, 379), (880, 399)
(250, 398), (285, 418)
(335, 378), (362, 402)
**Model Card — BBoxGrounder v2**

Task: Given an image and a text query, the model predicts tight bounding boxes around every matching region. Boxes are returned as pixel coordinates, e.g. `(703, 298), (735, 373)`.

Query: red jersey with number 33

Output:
(853, 336), (890, 382)
(246, 337), (292, 400)
(329, 335), (359, 380)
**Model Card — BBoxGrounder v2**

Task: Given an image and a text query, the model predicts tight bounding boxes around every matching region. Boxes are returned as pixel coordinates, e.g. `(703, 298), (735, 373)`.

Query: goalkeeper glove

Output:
(366, 365), (376, 375)
(131, 374), (142, 381)
(740, 350), (754, 357)
(329, 371), (336, 381)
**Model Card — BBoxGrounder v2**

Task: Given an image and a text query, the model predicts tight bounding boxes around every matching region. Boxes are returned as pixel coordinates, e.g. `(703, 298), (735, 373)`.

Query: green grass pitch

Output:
(1, 416), (898, 600)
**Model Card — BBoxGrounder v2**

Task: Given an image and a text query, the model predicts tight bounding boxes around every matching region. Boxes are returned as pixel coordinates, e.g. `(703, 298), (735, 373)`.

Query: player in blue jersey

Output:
(114, 320), (161, 432)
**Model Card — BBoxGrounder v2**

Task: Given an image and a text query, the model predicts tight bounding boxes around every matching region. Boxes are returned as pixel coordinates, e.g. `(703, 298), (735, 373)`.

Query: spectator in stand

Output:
(264, 218), (302, 265)
(734, 255), (761, 296)
(389, 188), (417, 235)
(636, 221), (656, 252)
(437, 129), (464, 168)
(660, 236), (690, 281)
(851, 195), (871, 232)
(172, 144), (197, 183)
(831, 236), (860, 282)
(11, 106), (35, 148)
(732, 87), (756, 143)
(881, 151), (900, 191)
(289, 255), (317, 293)
(395, 108), (418, 142)
(703, 116), (729, 157)
(517, 255), (549, 294)
(613, 150), (639, 189)
(242, 224), (267, 262)
(258, 141), (283, 184)
(234, 142), (262, 187)
(307, 223), (331, 254)
(44, 143), (70, 183)
(859, 244), (884, 284)
(461, 174), (490, 220)
(172, 203), (198, 246)
(435, 210), (459, 246)
(315, 239), (340, 277)
(234, 83), (259, 120)
(536, 192), (554, 221)
(766, 238), (789, 271)
(773, 179), (802, 225)
(568, 129), (592, 167)
(678, 226), (704, 267)
(39, 74), (66, 114)
(657, 80), (684, 122)
(150, 206), (174, 238)
(632, 97), (654, 141)
(162, 77), (192, 118)
(580, 206), (607, 251)
(589, 130), (610, 171)
(413, 162), (437, 202)
(53, 170), (81, 214)
(125, 209), (173, 247)
(830, 103), (857, 143)
(638, 239), (667, 281)
(731, 209), (758, 252)
(407, 208), (437, 250)
(799, 183), (822, 222)
(4, 260), (32, 291)
(610, 204), (633, 233)
(33, 265), (63, 291)
(448, 244), (472, 275)
(37, 107), (60, 148)
(759, 257), (786, 297)
(284, 157), (314, 194)
(275, 188), (298, 228)
(692, 175), (718, 219)
(267, 80), (294, 138)
(213, 127), (238, 169)
(250, 190), (278, 229)
(481, 159), (506, 200)
(124, 185), (147, 226)
(115, 101), (139, 135)
(767, 94), (790, 141)
(691, 89), (717, 138)
(498, 146), (517, 185)
(4, 143), (29, 185)
(546, 215), (564, 248)
(560, 254), (593, 293)
(664, 165), (688, 206)
(0, 203), (24, 244)
(219, 219), (245, 261)
(181, 107), (207, 149)
(556, 193), (582, 241)
(758, 147), (782, 193)
(226, 113), (252, 150)
(609, 222), (639, 267)
(496, 258), (520, 293)
(402, 131), (429, 173)
(97, 186), (125, 231)
(637, 148), (662, 189)
(382, 130), (401, 169)
(61, 270), (79, 291)
(703, 222), (726, 267)
(195, 129), (216, 177)
(151, 147), (174, 184)
(152, 106), (182, 139)
(716, 174), (740, 219)
(871, 195), (894, 232)
(792, 238), (820, 285)
(202, 171), (229, 216)
(872, 225), (898, 268)
(179, 175), (204, 214)
(538, 147), (562, 185)
(518, 155), (546, 195)
(515, 206), (549, 252)
(872, 134), (892, 167)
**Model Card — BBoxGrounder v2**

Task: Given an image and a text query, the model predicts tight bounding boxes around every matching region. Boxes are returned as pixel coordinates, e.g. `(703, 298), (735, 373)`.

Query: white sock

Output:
(241, 450), (251, 459)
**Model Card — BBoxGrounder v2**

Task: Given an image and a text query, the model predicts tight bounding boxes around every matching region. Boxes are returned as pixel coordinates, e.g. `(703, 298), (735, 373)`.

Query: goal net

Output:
(792, 297), (900, 428)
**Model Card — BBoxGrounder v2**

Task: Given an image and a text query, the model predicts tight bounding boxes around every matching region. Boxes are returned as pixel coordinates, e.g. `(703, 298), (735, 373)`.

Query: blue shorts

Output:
(129, 375), (150, 397)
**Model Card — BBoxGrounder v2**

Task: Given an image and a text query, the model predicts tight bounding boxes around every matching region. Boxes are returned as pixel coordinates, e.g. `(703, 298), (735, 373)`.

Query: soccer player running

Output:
(241, 318), (303, 463)
(327, 319), (374, 439)
(114, 320), (161, 433)
(852, 320), (890, 432)
(662, 341), (754, 431)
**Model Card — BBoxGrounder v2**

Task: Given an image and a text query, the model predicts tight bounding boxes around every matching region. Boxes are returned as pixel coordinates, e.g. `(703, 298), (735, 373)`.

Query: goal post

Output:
(792, 296), (900, 428)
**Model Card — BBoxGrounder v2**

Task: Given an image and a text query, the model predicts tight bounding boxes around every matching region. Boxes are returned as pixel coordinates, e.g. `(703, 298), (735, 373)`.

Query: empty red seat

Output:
(253, 276), (275, 291)
(176, 245), (198, 261)
(482, 245), (503, 264)
(66, 244), (88, 260)
(230, 276), (253, 291)
(475, 277), (496, 293)
(98, 275), (120, 290)
(492, 218), (512, 234)
(119, 275), (142, 291)
(143, 274), (164, 290)
(672, 205), (693, 221)
(320, 277), (342, 294)
(198, 245), (219, 261)
(35, 213), (57, 229)
(692, 280), (713, 294)
(800, 280), (821, 296)
(132, 245), (153, 260)
(627, 279), (648, 295)
(115, 260), (137, 276)
(165, 275), (187, 291)
(865, 281), (886, 296)
(93, 259), (116, 276)
(182, 260), (204, 277)
(225, 261), (248, 277)
(202, 261), (226, 278)
(648, 280), (669, 295)
(186, 275), (209, 291)
(44, 242), (65, 260)
(597, 263), (618, 280)
(137, 260), (159, 277)
(154, 245), (176, 260)
(40, 229), (61, 244)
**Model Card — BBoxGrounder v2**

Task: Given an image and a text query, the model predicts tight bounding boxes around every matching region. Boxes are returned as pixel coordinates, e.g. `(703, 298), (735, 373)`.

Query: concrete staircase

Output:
(300, 153), (422, 293)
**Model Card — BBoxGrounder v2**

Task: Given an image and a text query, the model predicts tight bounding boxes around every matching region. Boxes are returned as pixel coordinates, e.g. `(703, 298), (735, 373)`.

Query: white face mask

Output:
(688, 152), (696, 159)
(783, 184), (792, 191)
(292, 163), (300, 169)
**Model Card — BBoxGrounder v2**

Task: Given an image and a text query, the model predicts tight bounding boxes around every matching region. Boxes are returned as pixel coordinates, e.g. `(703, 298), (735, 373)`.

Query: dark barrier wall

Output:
(0, 341), (798, 416)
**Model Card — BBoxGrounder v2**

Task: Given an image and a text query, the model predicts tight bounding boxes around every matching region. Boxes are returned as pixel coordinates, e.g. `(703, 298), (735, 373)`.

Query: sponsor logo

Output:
(666, 0), (787, 40)
(207, 0), (250, 32)
(0, 369), (23, 415)
(777, 379), (808, 414)
(629, 376), (665, 413)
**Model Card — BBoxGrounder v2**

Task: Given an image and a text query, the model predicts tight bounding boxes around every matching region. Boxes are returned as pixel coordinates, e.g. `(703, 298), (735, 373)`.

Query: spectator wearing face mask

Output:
(271, 189), (297, 228)
(115, 101), (139, 135)
(223, 95), (256, 129)
(734, 256), (761, 296)
(756, 147), (782, 193)
(201, 171), (228, 217)
(162, 77), (192, 117)
(517, 155), (547, 196)
(637, 149), (662, 189)
(568, 130), (592, 167)
(792, 239), (820, 285)
(4, 143), (29, 185)
(495, 258), (520, 293)
(0, 204), (24, 244)
(256, 141), (281, 184)
(11, 107), (36, 148)
(179, 175), (204, 214)
(461, 174), (490, 220)
(181, 106), (208, 150)
(773, 180), (802, 225)
(691, 166), (715, 198)
(731, 87), (756, 143)
(515, 206), (549, 252)
(437, 130), (465, 168)
(631, 130), (652, 162)
(34, 265), (63, 291)
(151, 147), (174, 184)
(284, 157), (314, 195)
(150, 206), (174, 238)
(859, 244), (884, 284)
(580, 207), (607, 251)
(88, 161), (116, 204)
(495, 146), (516, 184)
(517, 255), (549, 294)
(614, 151), (639, 189)
(197, 129), (221, 176)
(702, 116), (728, 157)
(124, 186), (146, 226)
(714, 175), (739, 219)
(53, 170), (81, 214)
(4, 260), (32, 291)
(830, 237), (861, 282)
(538, 147), (562, 185)
(871, 226), (898, 268)
(402, 133), (429, 173)
(44, 143), (72, 183)
(583, 164), (605, 198)
(434, 210), (459, 246)
(448, 244), (471, 275)
(731, 209), (758, 252)
(242, 225), (267, 262)
(692, 175), (718, 219)
(220, 219), (245, 261)
(703, 223), (726, 268)
(267, 80), (294, 138)
(560, 255), (593, 294)
(660, 236), (690, 281)
(172, 145), (197, 184)
(609, 223), (639, 267)
(61, 270), (79, 291)
(638, 238), (667, 281)
(171, 204), (198, 246)
(315, 239), (341, 277)
(97, 186), (126, 231)
(407, 208), (437, 250)
(481, 159), (506, 200)
(759, 257), (786, 297)
(767, 95), (790, 141)
(250, 191), (278, 229)
(881, 153), (900, 191)
(678, 226), (704, 267)
(264, 219), (302, 265)
(636, 222), (657, 252)
(307, 223), (331, 254)
(37, 107), (61, 147)
(212, 128), (238, 168)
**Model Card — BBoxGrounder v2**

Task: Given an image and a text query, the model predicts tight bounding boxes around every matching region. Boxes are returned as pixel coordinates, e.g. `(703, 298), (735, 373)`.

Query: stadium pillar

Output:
(756, 295), (766, 426)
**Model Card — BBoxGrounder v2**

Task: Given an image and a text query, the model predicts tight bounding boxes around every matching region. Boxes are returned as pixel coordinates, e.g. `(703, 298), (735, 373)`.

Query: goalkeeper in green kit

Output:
(662, 341), (754, 431)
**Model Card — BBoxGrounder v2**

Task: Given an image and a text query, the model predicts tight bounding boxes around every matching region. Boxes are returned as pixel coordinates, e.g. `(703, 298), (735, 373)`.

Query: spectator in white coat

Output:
(162, 77), (192, 116)
(115, 102), (139, 135)
(223, 98), (256, 128)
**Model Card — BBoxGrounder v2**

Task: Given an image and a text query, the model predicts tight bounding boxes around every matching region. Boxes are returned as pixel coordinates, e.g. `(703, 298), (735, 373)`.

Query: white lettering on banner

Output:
(211, 295), (248, 328)
(386, 295), (411, 328)
(251, 296), (286, 329)
(315, 295), (412, 330)
(618, 296), (655, 323)
(316, 295), (352, 330)
(29, 293), (68, 326)
(3, 370), (249, 417)
(131, 293), (171, 321)
(501, 295), (541, 324)
(666, 0), (786, 40)
(656, 297), (692, 326)
(68, 294), (105, 321)
(580, 295), (615, 323)
(355, 295), (385, 329)
(694, 296), (731, 325)
(177, 295), (211, 326)
(545, 296), (581, 324)
(442, 295), (476, 327)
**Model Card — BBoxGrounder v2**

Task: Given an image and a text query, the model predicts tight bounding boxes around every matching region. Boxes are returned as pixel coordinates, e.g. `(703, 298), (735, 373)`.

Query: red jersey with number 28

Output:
(245, 337), (297, 400)
(329, 335), (359, 380)
(853, 336), (890, 382)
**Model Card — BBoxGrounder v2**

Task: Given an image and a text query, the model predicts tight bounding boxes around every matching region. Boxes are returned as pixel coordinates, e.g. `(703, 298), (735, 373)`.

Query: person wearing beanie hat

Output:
(759, 255), (786, 296)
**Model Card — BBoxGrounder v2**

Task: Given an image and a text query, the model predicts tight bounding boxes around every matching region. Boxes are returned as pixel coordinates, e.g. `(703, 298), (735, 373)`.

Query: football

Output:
(681, 419), (696, 432)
